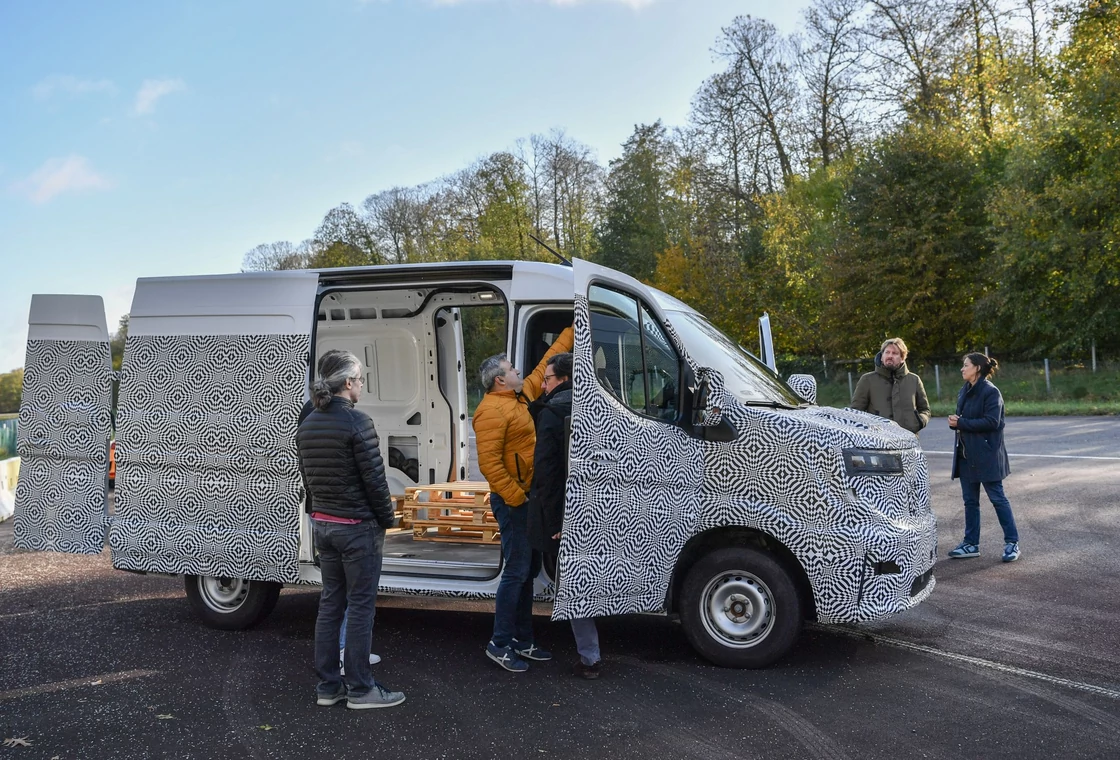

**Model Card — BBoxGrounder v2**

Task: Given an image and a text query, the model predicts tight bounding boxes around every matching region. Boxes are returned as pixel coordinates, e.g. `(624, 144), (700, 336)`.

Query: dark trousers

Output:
(313, 520), (384, 696)
(960, 478), (1019, 545)
(490, 494), (541, 647)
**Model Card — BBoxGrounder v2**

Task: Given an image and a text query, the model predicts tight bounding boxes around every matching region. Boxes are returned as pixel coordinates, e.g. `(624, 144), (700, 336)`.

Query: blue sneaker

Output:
(486, 641), (529, 672)
(512, 639), (552, 662)
(948, 541), (980, 559)
(1002, 543), (1021, 563)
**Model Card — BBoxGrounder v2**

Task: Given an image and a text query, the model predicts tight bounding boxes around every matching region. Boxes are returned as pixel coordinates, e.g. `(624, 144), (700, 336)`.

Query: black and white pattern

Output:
(13, 340), (113, 555)
(110, 334), (310, 583)
(554, 296), (936, 624)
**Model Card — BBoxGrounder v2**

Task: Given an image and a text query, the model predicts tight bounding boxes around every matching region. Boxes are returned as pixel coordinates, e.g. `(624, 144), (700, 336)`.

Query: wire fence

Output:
(777, 357), (1120, 409)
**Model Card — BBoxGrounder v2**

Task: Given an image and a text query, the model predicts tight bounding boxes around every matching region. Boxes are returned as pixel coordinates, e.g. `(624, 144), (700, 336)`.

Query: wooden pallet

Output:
(401, 481), (498, 544)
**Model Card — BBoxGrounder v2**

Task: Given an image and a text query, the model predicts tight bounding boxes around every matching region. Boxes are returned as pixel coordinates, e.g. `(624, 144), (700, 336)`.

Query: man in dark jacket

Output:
(850, 337), (931, 434)
(527, 353), (601, 679)
(297, 349), (403, 709)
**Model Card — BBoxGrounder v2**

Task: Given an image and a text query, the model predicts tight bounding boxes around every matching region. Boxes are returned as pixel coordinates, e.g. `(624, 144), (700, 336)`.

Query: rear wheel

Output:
(184, 575), (281, 630)
(679, 546), (803, 668)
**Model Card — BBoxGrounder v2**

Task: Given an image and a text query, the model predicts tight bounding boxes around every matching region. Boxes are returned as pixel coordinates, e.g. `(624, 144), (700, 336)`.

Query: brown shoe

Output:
(573, 660), (601, 680)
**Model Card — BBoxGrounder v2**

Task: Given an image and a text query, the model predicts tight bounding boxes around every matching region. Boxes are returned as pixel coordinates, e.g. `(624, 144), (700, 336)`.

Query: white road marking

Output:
(0, 669), (158, 701)
(0, 594), (182, 620)
(822, 625), (1120, 700)
(923, 450), (1120, 461)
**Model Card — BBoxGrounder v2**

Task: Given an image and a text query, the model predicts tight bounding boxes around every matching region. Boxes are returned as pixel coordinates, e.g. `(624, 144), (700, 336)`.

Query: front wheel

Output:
(679, 546), (803, 668)
(184, 575), (281, 631)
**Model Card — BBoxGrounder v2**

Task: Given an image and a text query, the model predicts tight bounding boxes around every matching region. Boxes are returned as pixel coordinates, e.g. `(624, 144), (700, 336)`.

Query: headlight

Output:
(843, 448), (903, 475)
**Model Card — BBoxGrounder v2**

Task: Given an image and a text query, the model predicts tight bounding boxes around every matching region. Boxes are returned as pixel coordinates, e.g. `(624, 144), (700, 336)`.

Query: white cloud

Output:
(32, 75), (117, 101)
(133, 78), (186, 115)
(11, 155), (113, 204)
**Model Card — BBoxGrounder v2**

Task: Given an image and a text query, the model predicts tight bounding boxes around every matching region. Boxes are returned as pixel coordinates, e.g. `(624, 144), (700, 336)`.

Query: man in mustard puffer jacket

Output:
(474, 326), (573, 672)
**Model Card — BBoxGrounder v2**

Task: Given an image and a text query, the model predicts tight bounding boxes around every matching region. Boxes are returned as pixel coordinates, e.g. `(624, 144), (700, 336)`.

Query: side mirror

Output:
(691, 372), (723, 427)
(786, 374), (817, 405)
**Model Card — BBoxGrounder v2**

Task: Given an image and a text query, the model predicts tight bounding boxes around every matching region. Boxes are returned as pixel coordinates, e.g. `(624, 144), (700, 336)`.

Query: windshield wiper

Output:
(741, 400), (802, 409)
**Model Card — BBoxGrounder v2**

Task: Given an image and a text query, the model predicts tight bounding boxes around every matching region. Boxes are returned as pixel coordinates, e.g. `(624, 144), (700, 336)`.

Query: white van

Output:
(13, 259), (936, 667)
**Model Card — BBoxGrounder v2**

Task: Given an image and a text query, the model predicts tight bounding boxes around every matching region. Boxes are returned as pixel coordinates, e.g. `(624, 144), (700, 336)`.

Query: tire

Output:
(679, 546), (803, 668)
(184, 575), (282, 631)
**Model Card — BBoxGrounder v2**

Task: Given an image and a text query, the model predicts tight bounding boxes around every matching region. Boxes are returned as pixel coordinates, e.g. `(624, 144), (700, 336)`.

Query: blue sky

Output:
(0, 0), (808, 372)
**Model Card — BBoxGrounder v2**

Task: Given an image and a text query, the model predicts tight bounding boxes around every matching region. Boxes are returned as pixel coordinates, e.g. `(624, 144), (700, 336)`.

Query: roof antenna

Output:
(528, 233), (572, 266)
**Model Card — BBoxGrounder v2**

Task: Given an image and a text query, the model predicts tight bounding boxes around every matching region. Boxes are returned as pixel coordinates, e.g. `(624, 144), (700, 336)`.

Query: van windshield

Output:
(666, 310), (804, 407)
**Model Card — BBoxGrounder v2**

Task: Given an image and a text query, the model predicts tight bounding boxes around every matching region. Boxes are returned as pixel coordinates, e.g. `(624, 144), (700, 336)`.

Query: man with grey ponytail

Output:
(297, 349), (405, 709)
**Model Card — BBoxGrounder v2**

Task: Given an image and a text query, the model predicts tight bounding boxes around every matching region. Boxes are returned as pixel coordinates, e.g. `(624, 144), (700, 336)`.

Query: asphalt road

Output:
(2, 417), (1118, 759)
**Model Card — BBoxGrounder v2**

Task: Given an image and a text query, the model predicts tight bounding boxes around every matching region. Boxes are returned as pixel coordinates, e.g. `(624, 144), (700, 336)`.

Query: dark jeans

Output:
(314, 520), (384, 696)
(490, 494), (541, 648)
(960, 478), (1019, 545)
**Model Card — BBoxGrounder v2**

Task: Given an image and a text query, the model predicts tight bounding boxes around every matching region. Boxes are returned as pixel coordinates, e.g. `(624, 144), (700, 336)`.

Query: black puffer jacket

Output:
(296, 396), (395, 528)
(527, 382), (572, 555)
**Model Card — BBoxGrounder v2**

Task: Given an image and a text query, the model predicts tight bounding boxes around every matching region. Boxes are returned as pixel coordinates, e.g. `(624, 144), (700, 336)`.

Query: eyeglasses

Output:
(543, 373), (557, 382)
(349, 375), (364, 384)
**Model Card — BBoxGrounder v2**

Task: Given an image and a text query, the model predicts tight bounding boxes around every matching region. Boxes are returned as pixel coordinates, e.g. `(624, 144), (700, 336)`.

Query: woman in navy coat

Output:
(947, 353), (1021, 563)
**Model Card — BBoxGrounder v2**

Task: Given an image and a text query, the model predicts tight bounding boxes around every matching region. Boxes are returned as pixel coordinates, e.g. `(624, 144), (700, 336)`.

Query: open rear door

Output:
(14, 295), (113, 554)
(110, 272), (318, 584)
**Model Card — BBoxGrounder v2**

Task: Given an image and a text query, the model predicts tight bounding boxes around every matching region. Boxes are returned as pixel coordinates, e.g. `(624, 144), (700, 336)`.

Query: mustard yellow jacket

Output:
(473, 327), (574, 506)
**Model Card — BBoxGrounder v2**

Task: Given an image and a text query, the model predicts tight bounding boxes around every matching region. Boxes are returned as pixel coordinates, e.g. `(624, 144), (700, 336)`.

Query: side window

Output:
(589, 284), (680, 421)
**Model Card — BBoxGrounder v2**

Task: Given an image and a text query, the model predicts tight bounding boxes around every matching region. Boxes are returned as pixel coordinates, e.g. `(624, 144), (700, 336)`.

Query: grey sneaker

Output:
(346, 683), (405, 709)
(315, 683), (347, 706)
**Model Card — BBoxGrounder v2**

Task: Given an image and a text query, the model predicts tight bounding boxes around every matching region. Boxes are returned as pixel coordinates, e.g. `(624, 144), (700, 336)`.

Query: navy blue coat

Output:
(951, 378), (1011, 483)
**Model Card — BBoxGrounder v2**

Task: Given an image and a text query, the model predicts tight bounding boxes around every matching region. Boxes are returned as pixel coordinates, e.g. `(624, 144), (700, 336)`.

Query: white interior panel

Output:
(375, 335), (421, 403)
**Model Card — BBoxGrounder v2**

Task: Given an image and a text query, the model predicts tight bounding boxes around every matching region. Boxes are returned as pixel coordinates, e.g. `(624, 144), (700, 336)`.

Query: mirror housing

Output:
(786, 374), (817, 405)
(691, 370), (723, 427)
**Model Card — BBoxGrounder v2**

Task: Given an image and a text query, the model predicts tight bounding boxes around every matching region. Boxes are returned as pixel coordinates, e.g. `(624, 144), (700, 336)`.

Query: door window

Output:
(589, 284), (680, 421)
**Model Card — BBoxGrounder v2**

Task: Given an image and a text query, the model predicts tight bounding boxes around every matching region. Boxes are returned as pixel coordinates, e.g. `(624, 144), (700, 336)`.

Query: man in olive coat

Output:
(850, 338), (931, 434)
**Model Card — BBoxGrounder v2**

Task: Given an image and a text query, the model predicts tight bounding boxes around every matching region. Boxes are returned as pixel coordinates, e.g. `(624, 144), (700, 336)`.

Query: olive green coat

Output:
(850, 357), (931, 434)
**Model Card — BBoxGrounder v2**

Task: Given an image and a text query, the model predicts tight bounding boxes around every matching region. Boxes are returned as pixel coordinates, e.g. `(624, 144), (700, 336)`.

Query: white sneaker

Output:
(339, 649), (382, 675)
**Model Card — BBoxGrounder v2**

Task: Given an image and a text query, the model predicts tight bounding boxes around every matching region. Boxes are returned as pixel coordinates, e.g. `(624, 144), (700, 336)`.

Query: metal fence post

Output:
(935, 365), (941, 401)
(1092, 340), (1097, 373)
(848, 371), (853, 399)
(1044, 358), (1051, 393)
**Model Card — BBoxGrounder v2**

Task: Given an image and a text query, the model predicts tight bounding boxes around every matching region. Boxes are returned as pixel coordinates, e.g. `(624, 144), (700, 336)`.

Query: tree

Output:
(822, 125), (992, 357)
(984, 0), (1120, 355)
(597, 122), (674, 281)
(0, 369), (23, 414)
(758, 162), (851, 354)
(799, 0), (868, 166)
(714, 16), (800, 187)
(863, 0), (958, 121)
(110, 314), (129, 372)
(241, 241), (311, 271)
(312, 203), (382, 267)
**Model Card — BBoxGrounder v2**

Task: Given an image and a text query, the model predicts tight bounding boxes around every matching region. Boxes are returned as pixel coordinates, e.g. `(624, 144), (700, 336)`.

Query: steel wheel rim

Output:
(699, 569), (775, 649)
(198, 576), (249, 613)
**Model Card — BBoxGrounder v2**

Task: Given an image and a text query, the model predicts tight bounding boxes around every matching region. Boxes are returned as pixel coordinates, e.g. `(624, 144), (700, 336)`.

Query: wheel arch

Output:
(667, 527), (816, 622)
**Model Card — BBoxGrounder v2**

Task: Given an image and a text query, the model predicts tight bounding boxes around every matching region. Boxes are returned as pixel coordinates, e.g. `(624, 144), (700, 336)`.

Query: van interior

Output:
(307, 283), (571, 581)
